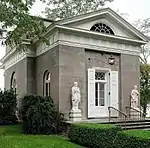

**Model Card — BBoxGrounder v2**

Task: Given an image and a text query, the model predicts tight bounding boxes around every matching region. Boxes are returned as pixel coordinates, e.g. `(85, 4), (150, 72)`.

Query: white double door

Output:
(88, 68), (118, 118)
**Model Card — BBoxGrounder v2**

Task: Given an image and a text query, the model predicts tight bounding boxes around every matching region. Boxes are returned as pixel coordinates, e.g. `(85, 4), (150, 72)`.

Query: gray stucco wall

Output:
(36, 45), (59, 107)
(27, 57), (36, 94)
(59, 45), (86, 119)
(120, 54), (140, 112)
(4, 58), (27, 99)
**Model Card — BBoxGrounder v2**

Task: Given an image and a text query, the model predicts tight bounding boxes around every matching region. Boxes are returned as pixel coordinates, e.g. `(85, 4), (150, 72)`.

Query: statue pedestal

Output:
(130, 108), (140, 119)
(69, 109), (82, 122)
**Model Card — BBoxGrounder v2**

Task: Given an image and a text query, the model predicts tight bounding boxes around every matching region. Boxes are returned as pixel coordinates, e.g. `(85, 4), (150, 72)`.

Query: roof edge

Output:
(56, 7), (149, 42)
(55, 25), (148, 44)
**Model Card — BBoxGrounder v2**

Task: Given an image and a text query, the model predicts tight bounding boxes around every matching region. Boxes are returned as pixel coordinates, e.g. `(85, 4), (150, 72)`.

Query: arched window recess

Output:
(90, 23), (115, 35)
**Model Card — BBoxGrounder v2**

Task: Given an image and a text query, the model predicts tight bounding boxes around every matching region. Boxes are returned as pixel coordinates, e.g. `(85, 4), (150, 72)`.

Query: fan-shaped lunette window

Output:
(90, 23), (114, 35)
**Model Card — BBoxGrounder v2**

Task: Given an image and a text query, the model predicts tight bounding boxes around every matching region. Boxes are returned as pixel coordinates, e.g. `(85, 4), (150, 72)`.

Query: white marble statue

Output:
(131, 85), (139, 109)
(71, 82), (81, 111)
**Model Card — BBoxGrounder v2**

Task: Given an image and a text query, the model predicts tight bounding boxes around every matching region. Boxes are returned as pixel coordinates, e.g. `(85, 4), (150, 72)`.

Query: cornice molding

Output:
(58, 40), (140, 56)
(56, 25), (147, 45)
(2, 48), (35, 70)
(0, 39), (31, 63)
(4, 51), (27, 70)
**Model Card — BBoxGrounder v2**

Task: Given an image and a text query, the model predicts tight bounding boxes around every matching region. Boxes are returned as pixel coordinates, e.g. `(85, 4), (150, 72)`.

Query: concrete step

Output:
(116, 122), (150, 127)
(113, 119), (150, 130)
(121, 124), (150, 130)
(102, 119), (150, 125)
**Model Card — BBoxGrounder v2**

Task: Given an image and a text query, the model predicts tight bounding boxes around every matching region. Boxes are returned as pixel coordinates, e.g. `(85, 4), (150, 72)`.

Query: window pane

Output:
(95, 83), (98, 106)
(100, 99), (104, 106)
(49, 83), (50, 96)
(44, 71), (51, 96)
(99, 83), (105, 106)
(100, 83), (104, 90)
(95, 99), (98, 106)
(95, 72), (105, 80)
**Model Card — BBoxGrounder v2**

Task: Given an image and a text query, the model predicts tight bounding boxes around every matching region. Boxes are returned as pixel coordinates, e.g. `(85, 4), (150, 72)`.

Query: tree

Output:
(133, 19), (150, 64)
(140, 64), (150, 115)
(134, 19), (150, 115)
(0, 0), (46, 49)
(43, 0), (113, 20)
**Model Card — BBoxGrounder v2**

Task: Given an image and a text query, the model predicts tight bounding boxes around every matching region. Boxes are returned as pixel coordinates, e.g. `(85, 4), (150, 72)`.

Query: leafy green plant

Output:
(20, 95), (67, 134)
(140, 64), (150, 116)
(68, 123), (121, 148)
(0, 0), (47, 50)
(0, 89), (17, 125)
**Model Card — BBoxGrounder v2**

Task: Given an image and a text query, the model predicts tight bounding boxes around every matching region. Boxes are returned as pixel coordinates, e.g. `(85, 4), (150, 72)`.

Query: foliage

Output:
(20, 95), (67, 134)
(133, 19), (150, 64)
(115, 130), (150, 148)
(0, 125), (82, 148)
(68, 123), (121, 148)
(134, 18), (150, 38)
(0, 89), (17, 125)
(140, 64), (150, 115)
(0, 0), (47, 49)
(44, 0), (113, 20)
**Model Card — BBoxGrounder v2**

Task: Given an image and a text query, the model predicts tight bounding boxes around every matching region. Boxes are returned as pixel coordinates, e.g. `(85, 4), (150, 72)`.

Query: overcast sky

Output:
(0, 0), (150, 89)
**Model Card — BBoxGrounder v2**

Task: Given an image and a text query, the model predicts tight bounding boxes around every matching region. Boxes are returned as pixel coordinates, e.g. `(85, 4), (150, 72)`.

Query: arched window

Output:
(43, 70), (51, 96)
(90, 23), (114, 35)
(10, 72), (17, 94)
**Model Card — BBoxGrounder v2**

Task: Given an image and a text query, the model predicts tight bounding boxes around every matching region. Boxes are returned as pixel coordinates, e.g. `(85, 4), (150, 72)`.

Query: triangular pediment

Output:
(56, 8), (149, 42)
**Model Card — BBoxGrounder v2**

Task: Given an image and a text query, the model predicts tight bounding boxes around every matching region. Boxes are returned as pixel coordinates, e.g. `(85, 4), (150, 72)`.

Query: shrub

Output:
(68, 123), (121, 148)
(20, 95), (67, 134)
(115, 130), (150, 148)
(0, 89), (17, 125)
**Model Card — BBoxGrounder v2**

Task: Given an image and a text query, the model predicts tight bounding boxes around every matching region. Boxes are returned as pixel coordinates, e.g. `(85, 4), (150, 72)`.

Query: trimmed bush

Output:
(0, 89), (17, 125)
(20, 95), (67, 134)
(115, 130), (150, 148)
(68, 123), (121, 148)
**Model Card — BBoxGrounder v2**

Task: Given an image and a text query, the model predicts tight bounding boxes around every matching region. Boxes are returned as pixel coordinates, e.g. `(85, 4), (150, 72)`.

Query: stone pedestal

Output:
(130, 108), (140, 119)
(69, 109), (82, 122)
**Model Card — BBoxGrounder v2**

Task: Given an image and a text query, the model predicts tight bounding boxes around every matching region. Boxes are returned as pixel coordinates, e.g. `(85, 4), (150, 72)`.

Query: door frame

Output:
(88, 67), (111, 118)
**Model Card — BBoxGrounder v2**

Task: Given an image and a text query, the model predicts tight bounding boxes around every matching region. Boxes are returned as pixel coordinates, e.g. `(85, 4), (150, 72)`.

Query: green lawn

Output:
(121, 130), (150, 139)
(0, 125), (82, 148)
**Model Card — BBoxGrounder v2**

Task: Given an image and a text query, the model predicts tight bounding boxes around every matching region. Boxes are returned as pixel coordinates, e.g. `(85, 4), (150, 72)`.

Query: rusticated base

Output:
(130, 108), (140, 119)
(69, 109), (82, 122)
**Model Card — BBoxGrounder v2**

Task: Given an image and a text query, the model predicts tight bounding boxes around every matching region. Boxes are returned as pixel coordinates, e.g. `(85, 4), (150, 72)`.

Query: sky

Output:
(0, 0), (150, 89)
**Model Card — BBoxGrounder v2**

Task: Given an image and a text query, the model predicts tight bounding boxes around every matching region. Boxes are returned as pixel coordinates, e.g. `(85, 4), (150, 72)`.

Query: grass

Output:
(121, 130), (150, 139)
(0, 125), (82, 148)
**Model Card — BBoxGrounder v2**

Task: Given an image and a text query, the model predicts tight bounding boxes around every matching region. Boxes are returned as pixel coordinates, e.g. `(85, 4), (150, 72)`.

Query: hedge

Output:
(116, 130), (150, 148)
(68, 123), (121, 148)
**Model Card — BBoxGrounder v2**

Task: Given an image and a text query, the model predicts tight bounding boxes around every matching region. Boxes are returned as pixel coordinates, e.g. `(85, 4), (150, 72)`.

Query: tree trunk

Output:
(143, 97), (147, 117)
